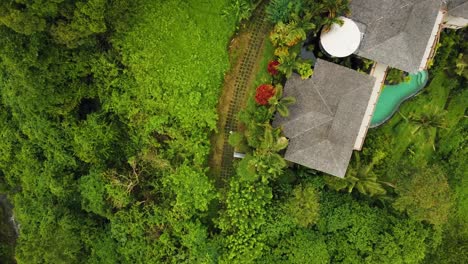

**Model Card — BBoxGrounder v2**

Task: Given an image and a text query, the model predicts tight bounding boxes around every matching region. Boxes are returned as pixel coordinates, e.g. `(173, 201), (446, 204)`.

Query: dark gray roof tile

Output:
(274, 59), (375, 177)
(350, 0), (442, 72)
(448, 0), (468, 18)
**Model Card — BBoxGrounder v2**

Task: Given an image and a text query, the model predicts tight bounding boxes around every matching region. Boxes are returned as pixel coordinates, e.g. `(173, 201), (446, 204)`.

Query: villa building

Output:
(273, 60), (375, 177)
(445, 0), (468, 28)
(275, 0), (467, 177)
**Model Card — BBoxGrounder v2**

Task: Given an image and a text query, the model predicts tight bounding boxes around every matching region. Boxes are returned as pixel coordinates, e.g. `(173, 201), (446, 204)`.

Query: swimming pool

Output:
(370, 70), (429, 127)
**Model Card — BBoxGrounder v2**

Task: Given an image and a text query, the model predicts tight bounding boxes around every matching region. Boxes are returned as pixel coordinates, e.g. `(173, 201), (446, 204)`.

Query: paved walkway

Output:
(354, 62), (388, 150)
(209, 2), (270, 184)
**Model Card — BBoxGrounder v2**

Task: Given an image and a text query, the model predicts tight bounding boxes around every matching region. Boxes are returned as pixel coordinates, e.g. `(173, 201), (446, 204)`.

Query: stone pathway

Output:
(209, 1), (270, 184)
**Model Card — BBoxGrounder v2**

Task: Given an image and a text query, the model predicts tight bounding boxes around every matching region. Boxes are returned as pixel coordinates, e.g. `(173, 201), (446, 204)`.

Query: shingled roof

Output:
(273, 59), (376, 177)
(349, 0), (442, 73)
(448, 0), (468, 18)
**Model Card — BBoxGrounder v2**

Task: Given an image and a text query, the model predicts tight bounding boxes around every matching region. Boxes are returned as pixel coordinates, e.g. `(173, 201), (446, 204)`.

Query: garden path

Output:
(208, 2), (270, 186)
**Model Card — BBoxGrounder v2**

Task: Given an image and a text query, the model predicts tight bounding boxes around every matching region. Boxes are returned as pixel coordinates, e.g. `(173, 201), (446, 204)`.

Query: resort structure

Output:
(444, 0), (468, 28)
(275, 0), (467, 177)
(274, 60), (375, 177)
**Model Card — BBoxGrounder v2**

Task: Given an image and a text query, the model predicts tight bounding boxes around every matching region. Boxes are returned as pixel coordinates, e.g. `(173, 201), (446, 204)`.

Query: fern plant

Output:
(266, 0), (303, 24)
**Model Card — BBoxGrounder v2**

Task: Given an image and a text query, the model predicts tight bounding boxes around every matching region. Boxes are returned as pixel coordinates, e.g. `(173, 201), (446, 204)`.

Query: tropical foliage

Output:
(325, 151), (392, 197)
(0, 0), (465, 263)
(393, 165), (453, 226)
(386, 67), (411, 84)
(267, 0), (350, 80)
(330, 28), (468, 263)
(0, 0), (239, 262)
(267, 84), (296, 117)
(267, 60), (280, 75)
(255, 84), (276, 105)
(277, 52), (313, 79)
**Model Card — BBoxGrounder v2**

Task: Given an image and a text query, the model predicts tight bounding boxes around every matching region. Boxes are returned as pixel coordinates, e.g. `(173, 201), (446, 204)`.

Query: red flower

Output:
(267, 60), (280, 75)
(255, 84), (276, 105)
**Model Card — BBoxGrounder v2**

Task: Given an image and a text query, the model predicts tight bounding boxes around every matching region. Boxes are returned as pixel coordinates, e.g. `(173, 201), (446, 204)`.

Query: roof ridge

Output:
(362, 32), (417, 67)
(288, 116), (333, 140)
(313, 85), (334, 116)
(289, 139), (342, 174)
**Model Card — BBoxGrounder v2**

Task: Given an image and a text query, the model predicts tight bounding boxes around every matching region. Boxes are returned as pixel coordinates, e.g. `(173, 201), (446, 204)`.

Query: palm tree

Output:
(344, 152), (392, 196)
(409, 107), (447, 135)
(321, 0), (350, 19)
(268, 84), (296, 117)
(326, 151), (394, 196)
(319, 0), (350, 32)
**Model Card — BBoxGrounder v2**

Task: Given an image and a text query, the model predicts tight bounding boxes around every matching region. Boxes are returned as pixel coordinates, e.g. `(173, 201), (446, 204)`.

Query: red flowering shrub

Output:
(255, 84), (275, 105)
(267, 60), (280, 75)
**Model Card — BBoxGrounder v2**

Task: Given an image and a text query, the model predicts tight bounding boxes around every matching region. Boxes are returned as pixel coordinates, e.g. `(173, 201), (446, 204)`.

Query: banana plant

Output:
(257, 123), (289, 154)
(277, 53), (313, 79)
(268, 84), (296, 117)
(253, 123), (289, 180)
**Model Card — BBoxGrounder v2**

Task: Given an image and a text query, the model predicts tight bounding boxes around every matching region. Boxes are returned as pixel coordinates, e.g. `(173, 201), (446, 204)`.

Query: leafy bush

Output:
(393, 165), (453, 226)
(267, 84), (297, 116)
(267, 60), (280, 75)
(255, 84), (276, 105)
(222, 0), (253, 27)
(277, 53), (313, 79)
(284, 183), (320, 227)
(385, 68), (410, 85)
(266, 0), (303, 24)
(265, 229), (329, 264)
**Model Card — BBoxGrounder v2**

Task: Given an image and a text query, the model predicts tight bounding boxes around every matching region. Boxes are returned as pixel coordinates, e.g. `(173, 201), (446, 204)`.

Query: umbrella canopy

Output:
(320, 17), (362, 58)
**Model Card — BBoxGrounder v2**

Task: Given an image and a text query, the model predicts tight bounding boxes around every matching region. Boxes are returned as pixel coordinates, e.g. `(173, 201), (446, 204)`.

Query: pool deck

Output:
(353, 62), (388, 150)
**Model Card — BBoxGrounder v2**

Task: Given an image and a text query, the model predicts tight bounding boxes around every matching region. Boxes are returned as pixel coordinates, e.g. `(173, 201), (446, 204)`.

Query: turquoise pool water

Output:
(370, 71), (429, 127)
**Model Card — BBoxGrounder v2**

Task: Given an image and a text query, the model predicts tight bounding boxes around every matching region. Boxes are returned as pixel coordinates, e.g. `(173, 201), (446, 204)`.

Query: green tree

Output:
(317, 191), (431, 264)
(284, 183), (320, 228)
(393, 165), (453, 226)
(265, 229), (329, 264)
